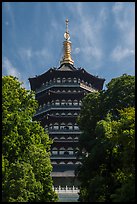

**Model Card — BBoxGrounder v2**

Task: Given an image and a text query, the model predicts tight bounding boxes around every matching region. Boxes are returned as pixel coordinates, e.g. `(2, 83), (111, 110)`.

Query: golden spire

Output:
(60, 18), (74, 65)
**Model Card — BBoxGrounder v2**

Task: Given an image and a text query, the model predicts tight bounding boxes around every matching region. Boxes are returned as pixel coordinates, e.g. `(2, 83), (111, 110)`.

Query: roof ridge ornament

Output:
(60, 18), (74, 66)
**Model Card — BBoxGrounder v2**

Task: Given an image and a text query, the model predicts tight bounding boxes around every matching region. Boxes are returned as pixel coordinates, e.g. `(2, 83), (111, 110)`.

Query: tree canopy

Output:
(2, 76), (58, 202)
(76, 74), (135, 202)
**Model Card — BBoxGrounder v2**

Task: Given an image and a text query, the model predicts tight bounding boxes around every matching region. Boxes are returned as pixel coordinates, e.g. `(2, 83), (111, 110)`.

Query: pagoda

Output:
(29, 19), (105, 189)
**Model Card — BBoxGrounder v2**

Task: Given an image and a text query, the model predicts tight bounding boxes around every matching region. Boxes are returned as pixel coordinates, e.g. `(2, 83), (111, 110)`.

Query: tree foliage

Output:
(76, 74), (135, 202)
(2, 76), (58, 202)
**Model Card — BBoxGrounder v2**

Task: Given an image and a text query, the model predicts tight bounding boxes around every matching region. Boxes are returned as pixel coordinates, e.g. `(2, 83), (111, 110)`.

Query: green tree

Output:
(101, 74), (135, 118)
(76, 74), (135, 202)
(110, 107), (135, 202)
(2, 76), (58, 202)
(77, 92), (101, 152)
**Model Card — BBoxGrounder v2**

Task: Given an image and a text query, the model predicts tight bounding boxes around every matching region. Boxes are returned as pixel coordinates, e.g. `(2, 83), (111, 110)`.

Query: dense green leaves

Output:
(2, 76), (58, 202)
(77, 74), (135, 202)
(101, 74), (135, 118)
(77, 92), (101, 152)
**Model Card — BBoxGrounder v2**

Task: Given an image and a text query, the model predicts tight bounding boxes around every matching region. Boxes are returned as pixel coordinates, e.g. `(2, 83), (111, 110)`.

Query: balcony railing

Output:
(80, 82), (97, 92)
(36, 82), (97, 94)
(52, 186), (79, 194)
(48, 129), (82, 134)
(53, 139), (78, 143)
(34, 105), (81, 116)
(50, 155), (77, 159)
(36, 83), (80, 93)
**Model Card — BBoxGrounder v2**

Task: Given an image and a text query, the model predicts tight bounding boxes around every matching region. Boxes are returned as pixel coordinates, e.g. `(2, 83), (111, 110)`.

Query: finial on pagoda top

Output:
(64, 18), (70, 41)
(66, 18), (69, 32)
(60, 18), (74, 65)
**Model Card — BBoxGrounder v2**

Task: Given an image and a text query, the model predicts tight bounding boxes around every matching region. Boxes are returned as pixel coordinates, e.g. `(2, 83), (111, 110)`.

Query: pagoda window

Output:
(75, 147), (79, 154)
(51, 100), (55, 105)
(73, 100), (78, 106)
(53, 78), (56, 83)
(47, 101), (50, 106)
(60, 123), (65, 130)
(61, 99), (66, 105)
(59, 161), (66, 164)
(42, 82), (45, 86)
(57, 89), (60, 92)
(55, 99), (60, 106)
(68, 136), (72, 140)
(68, 122), (73, 130)
(78, 78), (81, 83)
(39, 104), (42, 109)
(53, 123), (59, 130)
(75, 161), (81, 164)
(67, 161), (73, 164)
(51, 161), (57, 164)
(67, 147), (73, 150)
(62, 89), (66, 92)
(68, 151), (73, 155)
(68, 99), (72, 105)
(62, 77), (66, 83)
(59, 147), (65, 155)
(64, 126), (69, 130)
(68, 78), (72, 83)
(60, 136), (65, 139)
(67, 147), (73, 155)
(61, 112), (65, 116)
(79, 100), (82, 106)
(74, 136), (78, 140)
(68, 90), (71, 93)
(44, 125), (48, 130)
(73, 78), (77, 83)
(74, 112), (78, 116)
(46, 81), (48, 85)
(74, 123), (79, 130)
(73, 90), (76, 92)
(49, 79), (52, 84)
(57, 78), (61, 83)
(55, 112), (59, 116)
(54, 136), (58, 140)
(52, 147), (58, 155)
(68, 112), (72, 116)
(49, 123), (53, 129)
(64, 151), (69, 155)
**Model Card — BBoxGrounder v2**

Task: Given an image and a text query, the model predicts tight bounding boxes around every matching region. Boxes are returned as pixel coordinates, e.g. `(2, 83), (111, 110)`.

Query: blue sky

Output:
(2, 2), (135, 90)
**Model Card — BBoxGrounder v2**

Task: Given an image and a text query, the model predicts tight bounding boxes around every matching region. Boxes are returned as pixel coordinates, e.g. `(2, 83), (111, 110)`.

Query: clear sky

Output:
(2, 2), (135, 90)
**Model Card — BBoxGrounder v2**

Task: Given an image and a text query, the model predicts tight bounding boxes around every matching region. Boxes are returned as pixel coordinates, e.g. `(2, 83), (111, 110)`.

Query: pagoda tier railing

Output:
(46, 115), (78, 118)
(35, 82), (96, 94)
(80, 82), (97, 92)
(53, 139), (78, 143)
(36, 83), (80, 93)
(48, 130), (82, 135)
(50, 155), (77, 159)
(52, 186), (79, 194)
(34, 105), (81, 116)
(48, 90), (84, 94)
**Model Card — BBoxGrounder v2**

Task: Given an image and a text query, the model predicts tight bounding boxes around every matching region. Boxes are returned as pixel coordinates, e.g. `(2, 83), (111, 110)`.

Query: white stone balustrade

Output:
(52, 185), (79, 194)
